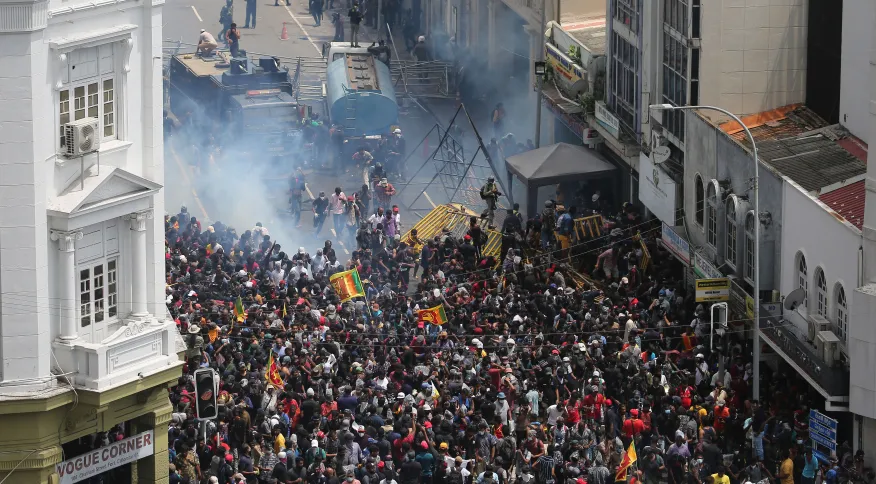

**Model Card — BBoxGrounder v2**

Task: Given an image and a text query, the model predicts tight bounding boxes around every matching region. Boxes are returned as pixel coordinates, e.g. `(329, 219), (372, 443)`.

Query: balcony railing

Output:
(759, 308), (849, 397)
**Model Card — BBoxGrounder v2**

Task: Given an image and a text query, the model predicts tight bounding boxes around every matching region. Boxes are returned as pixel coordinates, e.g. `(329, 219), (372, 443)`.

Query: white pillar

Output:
(129, 209), (153, 318)
(51, 230), (83, 340)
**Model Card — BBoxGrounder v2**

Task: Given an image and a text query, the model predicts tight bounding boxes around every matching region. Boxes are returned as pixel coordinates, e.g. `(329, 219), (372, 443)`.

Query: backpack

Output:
(497, 438), (515, 463)
(446, 468), (464, 484)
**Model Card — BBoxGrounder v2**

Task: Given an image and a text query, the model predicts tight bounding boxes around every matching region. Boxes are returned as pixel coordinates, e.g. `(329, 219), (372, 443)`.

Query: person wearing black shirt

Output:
(348, 3), (363, 47)
(399, 451), (422, 484)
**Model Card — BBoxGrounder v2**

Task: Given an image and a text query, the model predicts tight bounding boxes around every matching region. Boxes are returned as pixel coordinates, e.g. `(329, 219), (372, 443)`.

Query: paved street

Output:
(161, 0), (531, 253)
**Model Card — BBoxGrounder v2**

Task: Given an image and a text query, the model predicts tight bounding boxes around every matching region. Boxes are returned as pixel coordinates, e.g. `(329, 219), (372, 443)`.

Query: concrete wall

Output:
(683, 112), (782, 290)
(780, 177), (861, 337)
(839, 0), (873, 142)
(699, 0), (807, 116)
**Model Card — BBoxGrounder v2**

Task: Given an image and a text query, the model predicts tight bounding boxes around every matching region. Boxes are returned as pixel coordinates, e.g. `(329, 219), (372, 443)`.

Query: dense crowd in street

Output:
(162, 185), (872, 484)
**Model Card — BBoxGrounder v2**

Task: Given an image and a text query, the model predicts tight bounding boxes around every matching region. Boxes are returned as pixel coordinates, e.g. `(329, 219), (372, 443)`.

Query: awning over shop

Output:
(505, 142), (617, 217)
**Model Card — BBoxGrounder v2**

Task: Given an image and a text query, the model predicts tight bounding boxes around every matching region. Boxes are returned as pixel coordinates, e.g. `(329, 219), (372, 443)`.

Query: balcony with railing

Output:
(759, 307), (850, 398)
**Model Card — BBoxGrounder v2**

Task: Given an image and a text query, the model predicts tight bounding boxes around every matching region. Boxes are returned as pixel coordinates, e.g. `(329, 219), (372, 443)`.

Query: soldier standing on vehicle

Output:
(219, 0), (234, 45)
(348, 2), (363, 47)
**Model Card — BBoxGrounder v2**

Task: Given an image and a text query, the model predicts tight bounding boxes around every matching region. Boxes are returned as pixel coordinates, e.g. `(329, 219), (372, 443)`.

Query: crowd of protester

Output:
(164, 191), (867, 484)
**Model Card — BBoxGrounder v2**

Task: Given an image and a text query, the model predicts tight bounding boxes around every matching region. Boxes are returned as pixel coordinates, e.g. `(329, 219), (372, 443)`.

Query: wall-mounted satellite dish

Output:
(784, 288), (806, 311)
(652, 145), (671, 164)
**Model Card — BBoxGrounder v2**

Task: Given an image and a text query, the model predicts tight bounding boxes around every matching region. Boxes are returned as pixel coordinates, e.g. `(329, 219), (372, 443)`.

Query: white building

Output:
(0, 0), (182, 480)
(839, 0), (874, 141)
(850, 0), (876, 455)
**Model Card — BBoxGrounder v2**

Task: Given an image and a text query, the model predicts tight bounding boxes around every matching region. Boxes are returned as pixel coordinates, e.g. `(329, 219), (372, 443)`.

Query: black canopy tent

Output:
(505, 142), (618, 218)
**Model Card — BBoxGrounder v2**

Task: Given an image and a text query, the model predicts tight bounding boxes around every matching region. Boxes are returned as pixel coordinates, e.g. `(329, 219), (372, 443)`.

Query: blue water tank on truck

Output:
(324, 44), (398, 137)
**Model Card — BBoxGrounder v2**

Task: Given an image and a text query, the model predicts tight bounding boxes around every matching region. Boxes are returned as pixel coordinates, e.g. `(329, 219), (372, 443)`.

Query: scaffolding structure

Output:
(396, 104), (512, 225)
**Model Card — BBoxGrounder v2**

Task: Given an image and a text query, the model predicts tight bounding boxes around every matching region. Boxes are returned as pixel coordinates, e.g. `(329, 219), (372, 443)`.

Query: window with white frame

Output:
(79, 259), (118, 327)
(706, 183), (717, 247)
(797, 252), (808, 309)
(694, 174), (704, 227)
(725, 199), (737, 267)
(835, 284), (848, 343)
(815, 267), (827, 317)
(75, 220), (120, 330)
(58, 44), (117, 150)
(744, 213), (755, 282)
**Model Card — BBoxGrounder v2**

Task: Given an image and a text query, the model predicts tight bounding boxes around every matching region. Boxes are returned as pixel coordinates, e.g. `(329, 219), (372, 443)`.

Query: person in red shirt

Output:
(582, 386), (605, 421)
(488, 363), (503, 389)
(713, 399), (730, 433)
(623, 408), (645, 440)
(565, 398), (581, 426)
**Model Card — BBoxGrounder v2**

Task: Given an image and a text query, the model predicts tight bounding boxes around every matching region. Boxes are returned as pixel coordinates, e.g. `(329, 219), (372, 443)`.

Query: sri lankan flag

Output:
(329, 268), (365, 303)
(265, 353), (284, 388)
(417, 305), (448, 325)
(615, 441), (638, 481)
(233, 296), (246, 324)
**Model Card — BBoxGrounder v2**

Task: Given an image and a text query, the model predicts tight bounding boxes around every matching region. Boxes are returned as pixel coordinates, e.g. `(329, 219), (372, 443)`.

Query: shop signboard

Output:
(595, 101), (621, 139)
(638, 153), (678, 225)
(729, 279), (752, 323)
(695, 278), (731, 302)
(56, 430), (155, 484)
(810, 409), (838, 462)
(694, 252), (723, 279)
(661, 223), (690, 265)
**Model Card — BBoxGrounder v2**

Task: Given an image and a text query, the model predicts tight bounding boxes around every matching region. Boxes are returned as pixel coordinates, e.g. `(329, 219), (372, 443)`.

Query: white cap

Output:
(278, 452), (287, 459)
(393, 128), (402, 134)
(397, 392), (405, 399)
(307, 388), (315, 396)
(418, 35), (425, 42)
(696, 353), (705, 358)
(299, 247), (306, 254)
(201, 29), (206, 33)
(311, 439), (319, 448)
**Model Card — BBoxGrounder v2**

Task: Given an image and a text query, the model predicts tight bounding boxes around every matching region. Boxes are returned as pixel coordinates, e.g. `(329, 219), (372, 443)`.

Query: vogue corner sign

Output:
(55, 430), (154, 484)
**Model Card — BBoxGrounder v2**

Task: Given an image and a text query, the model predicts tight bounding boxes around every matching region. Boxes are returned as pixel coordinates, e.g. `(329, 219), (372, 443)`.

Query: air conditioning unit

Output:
(807, 313), (831, 343)
(815, 330), (840, 365)
(62, 117), (101, 157)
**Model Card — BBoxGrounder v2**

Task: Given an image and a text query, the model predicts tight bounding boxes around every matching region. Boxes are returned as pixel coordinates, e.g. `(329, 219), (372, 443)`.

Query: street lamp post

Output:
(649, 103), (761, 401)
(533, 0), (547, 148)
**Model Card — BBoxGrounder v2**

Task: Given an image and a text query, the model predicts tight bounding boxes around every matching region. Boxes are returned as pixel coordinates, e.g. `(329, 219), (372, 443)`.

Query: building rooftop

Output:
(564, 16), (606, 55)
(717, 104), (867, 194)
(818, 136), (869, 230)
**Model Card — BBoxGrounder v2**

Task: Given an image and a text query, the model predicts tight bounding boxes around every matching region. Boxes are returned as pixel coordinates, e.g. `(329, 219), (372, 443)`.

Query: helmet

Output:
(180, 206), (188, 213)
(393, 128), (402, 134)
(544, 200), (553, 208)
(487, 177), (495, 182)
(418, 35), (426, 42)
(375, 162), (382, 169)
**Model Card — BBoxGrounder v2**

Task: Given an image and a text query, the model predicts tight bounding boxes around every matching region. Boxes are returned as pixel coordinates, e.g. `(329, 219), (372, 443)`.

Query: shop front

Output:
(0, 363), (181, 484)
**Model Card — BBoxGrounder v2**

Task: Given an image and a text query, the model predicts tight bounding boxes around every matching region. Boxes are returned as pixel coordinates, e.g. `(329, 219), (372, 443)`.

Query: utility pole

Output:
(377, 0), (383, 39)
(534, 0), (546, 148)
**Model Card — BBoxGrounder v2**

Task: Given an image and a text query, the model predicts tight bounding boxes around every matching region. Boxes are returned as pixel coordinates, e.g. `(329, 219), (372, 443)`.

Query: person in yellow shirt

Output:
(272, 426), (286, 454)
(711, 465), (731, 484)
(778, 448), (797, 484)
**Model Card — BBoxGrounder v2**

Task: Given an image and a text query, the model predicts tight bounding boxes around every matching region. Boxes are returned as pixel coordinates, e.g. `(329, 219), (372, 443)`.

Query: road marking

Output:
(191, 5), (203, 21)
(304, 183), (315, 200)
(423, 191), (437, 209)
(170, 147), (211, 222)
(330, 228), (337, 237)
(343, 248), (349, 254)
(283, 5), (323, 55)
